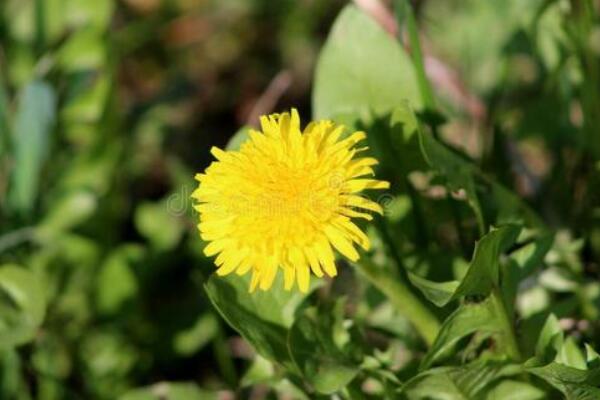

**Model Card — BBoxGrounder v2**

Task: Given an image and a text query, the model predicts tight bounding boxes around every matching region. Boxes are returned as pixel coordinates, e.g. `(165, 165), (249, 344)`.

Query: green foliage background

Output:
(1, 0), (599, 399)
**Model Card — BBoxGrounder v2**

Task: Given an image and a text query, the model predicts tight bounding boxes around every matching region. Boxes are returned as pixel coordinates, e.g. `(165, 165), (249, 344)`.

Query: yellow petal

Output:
(236, 259), (253, 275)
(341, 195), (384, 214)
(343, 179), (390, 193)
(296, 263), (310, 293)
(336, 218), (370, 250)
(259, 261), (278, 291)
(315, 236), (337, 277)
(249, 270), (260, 292)
(305, 248), (324, 277)
(203, 239), (228, 257)
(210, 146), (227, 160)
(324, 225), (359, 261)
(339, 207), (374, 221)
(283, 265), (295, 291)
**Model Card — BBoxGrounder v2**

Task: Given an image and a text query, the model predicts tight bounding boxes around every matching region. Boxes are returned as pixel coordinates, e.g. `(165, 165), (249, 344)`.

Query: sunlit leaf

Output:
(95, 245), (144, 315)
(173, 313), (218, 356)
(135, 201), (184, 251)
(0, 265), (46, 348)
(8, 80), (56, 215)
(204, 272), (318, 366)
(484, 380), (545, 400)
(313, 5), (421, 122)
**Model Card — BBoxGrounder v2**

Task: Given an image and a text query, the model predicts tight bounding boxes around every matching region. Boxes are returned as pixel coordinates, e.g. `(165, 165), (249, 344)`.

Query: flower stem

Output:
(490, 286), (522, 361)
(354, 257), (440, 347)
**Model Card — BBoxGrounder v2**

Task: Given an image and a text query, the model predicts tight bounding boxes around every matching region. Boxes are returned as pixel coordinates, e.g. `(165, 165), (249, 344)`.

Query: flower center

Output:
(227, 161), (341, 245)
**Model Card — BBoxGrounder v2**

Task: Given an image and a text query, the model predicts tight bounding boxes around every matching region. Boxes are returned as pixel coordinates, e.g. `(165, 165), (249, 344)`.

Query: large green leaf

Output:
(312, 5), (421, 121)
(409, 225), (521, 307)
(204, 272), (316, 366)
(0, 265), (46, 348)
(8, 80), (56, 215)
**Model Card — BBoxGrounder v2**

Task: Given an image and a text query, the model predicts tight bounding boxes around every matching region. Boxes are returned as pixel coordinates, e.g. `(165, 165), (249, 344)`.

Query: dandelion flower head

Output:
(192, 109), (389, 292)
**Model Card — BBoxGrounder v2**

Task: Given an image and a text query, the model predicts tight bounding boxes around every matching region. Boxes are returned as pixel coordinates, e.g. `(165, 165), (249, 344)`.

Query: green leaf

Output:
(526, 362), (600, 399)
(62, 73), (110, 124)
(95, 245), (143, 315)
(484, 380), (545, 400)
(418, 128), (485, 232)
(288, 300), (361, 394)
(409, 225), (521, 307)
(421, 296), (500, 369)
(503, 233), (554, 314)
(204, 272), (316, 366)
(388, 103), (428, 170)
(0, 265), (46, 348)
(534, 314), (563, 361)
(401, 361), (523, 400)
(118, 382), (217, 400)
(559, 337), (587, 370)
(173, 313), (218, 356)
(418, 130), (544, 230)
(241, 354), (276, 387)
(64, 0), (114, 31)
(9, 80), (56, 215)
(57, 28), (106, 71)
(527, 329), (600, 399)
(364, 103), (428, 177)
(134, 200), (184, 251)
(586, 344), (600, 368)
(312, 5), (421, 121)
(36, 190), (97, 239)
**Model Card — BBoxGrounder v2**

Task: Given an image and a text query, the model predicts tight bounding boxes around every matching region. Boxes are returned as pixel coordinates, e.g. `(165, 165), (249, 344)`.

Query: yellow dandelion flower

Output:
(192, 109), (389, 293)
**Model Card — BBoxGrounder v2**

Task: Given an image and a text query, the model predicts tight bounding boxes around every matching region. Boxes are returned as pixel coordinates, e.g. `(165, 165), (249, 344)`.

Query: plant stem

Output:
(393, 0), (436, 110)
(354, 257), (440, 347)
(490, 287), (521, 361)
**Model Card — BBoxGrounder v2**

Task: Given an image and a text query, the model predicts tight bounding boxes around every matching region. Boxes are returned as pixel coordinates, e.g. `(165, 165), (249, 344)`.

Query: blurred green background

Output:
(1, 0), (599, 399)
(0, 0), (345, 398)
